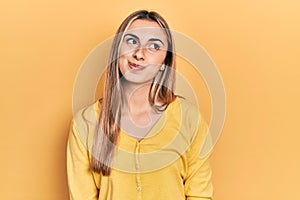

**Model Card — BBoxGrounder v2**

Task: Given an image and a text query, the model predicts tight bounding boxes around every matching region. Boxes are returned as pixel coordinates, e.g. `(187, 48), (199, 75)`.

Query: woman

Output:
(67, 10), (213, 200)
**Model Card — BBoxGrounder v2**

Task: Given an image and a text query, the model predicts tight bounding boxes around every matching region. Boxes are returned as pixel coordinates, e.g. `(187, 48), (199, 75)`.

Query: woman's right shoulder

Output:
(71, 100), (100, 138)
(69, 100), (101, 152)
(73, 100), (100, 122)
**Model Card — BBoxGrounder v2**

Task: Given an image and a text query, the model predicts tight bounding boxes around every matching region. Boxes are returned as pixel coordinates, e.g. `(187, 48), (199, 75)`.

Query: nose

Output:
(133, 47), (145, 61)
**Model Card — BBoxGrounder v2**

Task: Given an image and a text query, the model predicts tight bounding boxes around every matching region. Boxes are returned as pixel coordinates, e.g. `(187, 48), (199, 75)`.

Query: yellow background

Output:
(1, 0), (299, 199)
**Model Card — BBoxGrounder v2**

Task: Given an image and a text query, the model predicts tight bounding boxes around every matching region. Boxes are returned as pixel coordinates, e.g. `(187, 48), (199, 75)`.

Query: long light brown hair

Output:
(90, 10), (176, 176)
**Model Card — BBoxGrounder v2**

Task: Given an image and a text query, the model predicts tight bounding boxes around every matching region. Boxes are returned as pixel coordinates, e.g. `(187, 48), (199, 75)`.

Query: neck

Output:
(122, 80), (152, 112)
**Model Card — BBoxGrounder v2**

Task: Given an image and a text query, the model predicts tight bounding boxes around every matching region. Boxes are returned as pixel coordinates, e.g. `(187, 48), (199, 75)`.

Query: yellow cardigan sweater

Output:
(67, 97), (213, 200)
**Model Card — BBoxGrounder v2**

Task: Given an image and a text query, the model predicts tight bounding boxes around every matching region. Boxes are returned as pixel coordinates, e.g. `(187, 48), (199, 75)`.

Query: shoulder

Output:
(73, 101), (100, 128)
(71, 101), (100, 151)
(171, 97), (202, 127)
(171, 97), (209, 144)
(176, 97), (199, 114)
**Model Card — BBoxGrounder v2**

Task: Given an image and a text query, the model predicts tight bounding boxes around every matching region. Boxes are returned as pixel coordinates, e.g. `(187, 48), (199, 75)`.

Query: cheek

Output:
(118, 56), (126, 75)
(119, 44), (133, 58)
(150, 52), (167, 65)
(158, 53), (166, 62)
(119, 49), (132, 64)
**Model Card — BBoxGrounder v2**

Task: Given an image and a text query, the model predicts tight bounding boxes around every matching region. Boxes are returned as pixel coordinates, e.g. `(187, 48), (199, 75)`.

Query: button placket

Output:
(135, 142), (142, 199)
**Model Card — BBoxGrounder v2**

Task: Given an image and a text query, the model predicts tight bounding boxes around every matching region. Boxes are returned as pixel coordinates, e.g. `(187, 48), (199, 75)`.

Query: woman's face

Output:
(118, 19), (168, 84)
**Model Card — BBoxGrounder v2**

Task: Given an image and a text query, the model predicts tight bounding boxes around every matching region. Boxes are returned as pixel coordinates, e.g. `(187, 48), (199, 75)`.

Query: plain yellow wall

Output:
(1, 0), (299, 199)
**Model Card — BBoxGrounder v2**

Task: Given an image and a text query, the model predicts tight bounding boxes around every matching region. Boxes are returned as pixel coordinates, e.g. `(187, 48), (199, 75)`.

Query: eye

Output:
(148, 43), (160, 51)
(126, 38), (138, 45)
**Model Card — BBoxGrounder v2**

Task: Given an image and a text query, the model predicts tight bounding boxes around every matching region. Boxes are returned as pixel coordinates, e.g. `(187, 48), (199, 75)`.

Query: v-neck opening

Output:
(120, 98), (177, 144)
(120, 110), (166, 144)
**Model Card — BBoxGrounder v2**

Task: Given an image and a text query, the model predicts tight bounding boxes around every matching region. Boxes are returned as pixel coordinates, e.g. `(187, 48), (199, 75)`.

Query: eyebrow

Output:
(148, 38), (165, 46)
(124, 33), (139, 40)
(124, 33), (165, 46)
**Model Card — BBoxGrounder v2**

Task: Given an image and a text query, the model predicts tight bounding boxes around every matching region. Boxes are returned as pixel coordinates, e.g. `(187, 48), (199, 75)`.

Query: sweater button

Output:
(135, 164), (140, 170)
(137, 186), (142, 191)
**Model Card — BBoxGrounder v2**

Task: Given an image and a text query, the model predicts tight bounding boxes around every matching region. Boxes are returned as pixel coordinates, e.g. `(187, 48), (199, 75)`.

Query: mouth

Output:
(128, 61), (144, 70)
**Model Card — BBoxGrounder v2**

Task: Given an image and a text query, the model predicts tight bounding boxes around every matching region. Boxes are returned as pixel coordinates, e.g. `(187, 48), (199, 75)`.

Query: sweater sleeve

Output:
(184, 114), (214, 200)
(67, 119), (99, 200)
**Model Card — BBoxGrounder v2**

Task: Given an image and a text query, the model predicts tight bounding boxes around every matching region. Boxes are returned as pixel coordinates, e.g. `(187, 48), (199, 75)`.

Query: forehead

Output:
(125, 19), (167, 41)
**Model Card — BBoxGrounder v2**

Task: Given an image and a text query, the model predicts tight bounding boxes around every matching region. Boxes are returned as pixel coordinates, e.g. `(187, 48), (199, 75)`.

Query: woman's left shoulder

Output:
(169, 97), (206, 132)
(174, 97), (201, 117)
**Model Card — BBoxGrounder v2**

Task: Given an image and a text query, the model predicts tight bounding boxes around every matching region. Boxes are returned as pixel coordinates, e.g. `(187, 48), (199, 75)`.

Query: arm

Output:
(184, 114), (214, 200)
(67, 120), (99, 200)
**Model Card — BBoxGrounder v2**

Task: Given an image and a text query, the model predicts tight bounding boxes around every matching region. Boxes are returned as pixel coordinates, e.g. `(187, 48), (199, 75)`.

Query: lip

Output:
(128, 61), (144, 70)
